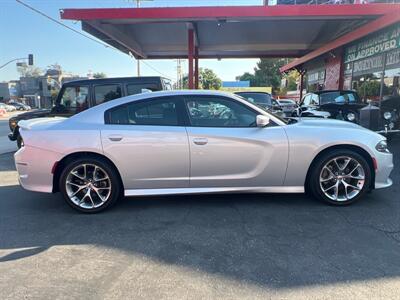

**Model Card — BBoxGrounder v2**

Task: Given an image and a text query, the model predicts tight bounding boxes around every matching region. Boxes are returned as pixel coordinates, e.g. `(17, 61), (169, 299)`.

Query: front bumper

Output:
(374, 151), (394, 189)
(8, 132), (16, 141)
(8, 126), (18, 141)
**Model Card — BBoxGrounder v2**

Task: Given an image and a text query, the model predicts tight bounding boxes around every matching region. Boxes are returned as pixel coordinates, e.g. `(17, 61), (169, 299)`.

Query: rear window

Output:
(126, 83), (159, 95)
(94, 84), (122, 105)
(320, 92), (360, 105)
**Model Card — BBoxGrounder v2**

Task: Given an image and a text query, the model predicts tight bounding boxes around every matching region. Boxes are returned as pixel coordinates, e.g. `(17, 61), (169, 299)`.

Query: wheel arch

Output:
(52, 151), (124, 193)
(304, 144), (376, 193)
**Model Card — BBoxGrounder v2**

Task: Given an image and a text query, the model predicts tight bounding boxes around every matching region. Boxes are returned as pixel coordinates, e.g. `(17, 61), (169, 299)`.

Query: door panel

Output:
(186, 126), (288, 188)
(101, 125), (189, 189)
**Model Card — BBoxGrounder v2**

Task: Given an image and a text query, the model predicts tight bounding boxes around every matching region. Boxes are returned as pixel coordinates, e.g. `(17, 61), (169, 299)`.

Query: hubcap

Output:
(65, 164), (112, 209)
(319, 156), (365, 202)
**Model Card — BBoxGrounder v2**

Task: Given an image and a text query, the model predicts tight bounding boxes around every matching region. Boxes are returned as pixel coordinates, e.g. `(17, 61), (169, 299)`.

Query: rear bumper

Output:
(14, 146), (62, 193)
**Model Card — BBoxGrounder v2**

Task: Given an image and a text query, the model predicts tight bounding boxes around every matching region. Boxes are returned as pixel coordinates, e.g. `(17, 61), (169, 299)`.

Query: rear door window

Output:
(106, 97), (180, 126)
(94, 84), (122, 105)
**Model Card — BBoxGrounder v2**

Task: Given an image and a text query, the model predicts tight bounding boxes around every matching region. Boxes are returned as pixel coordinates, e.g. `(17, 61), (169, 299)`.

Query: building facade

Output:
(296, 23), (400, 103)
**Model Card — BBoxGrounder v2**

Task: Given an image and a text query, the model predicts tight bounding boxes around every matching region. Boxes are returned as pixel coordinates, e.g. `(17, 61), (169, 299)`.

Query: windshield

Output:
(236, 93), (272, 106)
(320, 91), (361, 105)
(234, 94), (290, 124)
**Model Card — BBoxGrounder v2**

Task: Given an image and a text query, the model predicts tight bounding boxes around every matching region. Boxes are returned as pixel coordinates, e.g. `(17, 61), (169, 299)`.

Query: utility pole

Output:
(176, 59), (183, 89)
(132, 0), (153, 76)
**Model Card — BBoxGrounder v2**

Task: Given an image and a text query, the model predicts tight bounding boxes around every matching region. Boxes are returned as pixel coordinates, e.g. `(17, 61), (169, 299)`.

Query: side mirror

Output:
(256, 115), (270, 127)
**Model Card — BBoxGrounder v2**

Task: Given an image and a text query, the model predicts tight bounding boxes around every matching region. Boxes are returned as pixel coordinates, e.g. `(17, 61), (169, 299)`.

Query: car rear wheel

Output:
(59, 157), (121, 213)
(309, 150), (371, 205)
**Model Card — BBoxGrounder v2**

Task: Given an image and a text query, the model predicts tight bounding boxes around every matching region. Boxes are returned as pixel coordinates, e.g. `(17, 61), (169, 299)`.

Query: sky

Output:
(0, 0), (263, 83)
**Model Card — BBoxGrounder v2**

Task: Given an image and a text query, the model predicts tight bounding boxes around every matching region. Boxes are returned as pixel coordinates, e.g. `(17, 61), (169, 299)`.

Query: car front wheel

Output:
(59, 157), (121, 213)
(309, 150), (371, 205)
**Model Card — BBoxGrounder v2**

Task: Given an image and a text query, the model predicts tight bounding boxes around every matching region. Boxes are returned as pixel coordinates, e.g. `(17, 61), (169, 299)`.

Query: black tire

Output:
(309, 149), (371, 206)
(59, 157), (122, 213)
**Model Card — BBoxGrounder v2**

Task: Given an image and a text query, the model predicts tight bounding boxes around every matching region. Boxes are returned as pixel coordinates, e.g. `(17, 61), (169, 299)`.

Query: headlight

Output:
(347, 112), (356, 122)
(376, 140), (390, 153)
(383, 111), (392, 120)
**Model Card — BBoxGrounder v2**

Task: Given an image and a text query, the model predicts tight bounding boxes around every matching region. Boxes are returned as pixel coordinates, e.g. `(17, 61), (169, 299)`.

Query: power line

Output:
(15, 0), (114, 50)
(141, 61), (174, 80)
(15, 0), (174, 80)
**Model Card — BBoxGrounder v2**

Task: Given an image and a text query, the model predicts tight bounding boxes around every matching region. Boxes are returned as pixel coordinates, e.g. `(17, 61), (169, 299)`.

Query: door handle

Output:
(193, 137), (208, 145)
(108, 134), (123, 142)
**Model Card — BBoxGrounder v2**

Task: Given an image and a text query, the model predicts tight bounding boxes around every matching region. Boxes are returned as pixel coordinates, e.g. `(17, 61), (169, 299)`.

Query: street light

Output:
(0, 54), (34, 70)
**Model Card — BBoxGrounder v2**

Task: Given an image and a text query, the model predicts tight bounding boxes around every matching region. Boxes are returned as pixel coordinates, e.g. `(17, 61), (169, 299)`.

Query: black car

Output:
(294, 90), (400, 135)
(8, 76), (172, 147)
(234, 92), (284, 116)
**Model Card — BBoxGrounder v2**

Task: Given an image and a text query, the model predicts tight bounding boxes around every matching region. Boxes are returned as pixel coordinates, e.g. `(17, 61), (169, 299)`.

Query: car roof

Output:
(62, 76), (168, 87)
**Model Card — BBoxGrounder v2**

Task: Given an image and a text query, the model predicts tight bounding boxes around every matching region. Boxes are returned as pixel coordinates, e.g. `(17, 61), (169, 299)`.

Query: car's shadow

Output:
(0, 139), (399, 289)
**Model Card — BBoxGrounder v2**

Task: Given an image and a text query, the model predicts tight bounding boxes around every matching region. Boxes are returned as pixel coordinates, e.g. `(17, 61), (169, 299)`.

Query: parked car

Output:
(15, 90), (393, 213)
(9, 102), (31, 111)
(234, 91), (284, 117)
(294, 90), (400, 135)
(8, 76), (171, 148)
(276, 98), (297, 116)
(0, 102), (16, 112)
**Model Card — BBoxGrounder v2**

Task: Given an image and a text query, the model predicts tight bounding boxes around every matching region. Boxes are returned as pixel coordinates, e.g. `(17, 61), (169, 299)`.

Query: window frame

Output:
(92, 83), (123, 106)
(182, 95), (262, 128)
(104, 95), (186, 127)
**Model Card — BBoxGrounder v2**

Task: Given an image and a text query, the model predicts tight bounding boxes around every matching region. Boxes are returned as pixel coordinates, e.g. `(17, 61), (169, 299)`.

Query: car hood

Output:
(295, 117), (365, 130)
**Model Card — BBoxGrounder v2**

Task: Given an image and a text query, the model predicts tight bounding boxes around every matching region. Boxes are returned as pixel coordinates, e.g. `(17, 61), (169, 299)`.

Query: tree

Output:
(93, 72), (107, 79)
(200, 68), (221, 90)
(236, 58), (291, 93)
(236, 72), (257, 87)
(179, 68), (221, 90)
(17, 64), (43, 77)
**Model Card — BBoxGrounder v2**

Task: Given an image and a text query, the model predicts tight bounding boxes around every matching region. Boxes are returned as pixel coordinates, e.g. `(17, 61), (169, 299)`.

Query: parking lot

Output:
(0, 136), (399, 299)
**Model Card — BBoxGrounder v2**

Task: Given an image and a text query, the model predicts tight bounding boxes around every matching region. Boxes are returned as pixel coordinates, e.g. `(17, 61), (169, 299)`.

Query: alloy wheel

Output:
(65, 163), (112, 209)
(319, 156), (365, 202)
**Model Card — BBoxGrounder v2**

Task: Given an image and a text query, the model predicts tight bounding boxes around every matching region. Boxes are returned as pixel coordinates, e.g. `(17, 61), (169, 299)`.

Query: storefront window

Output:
(344, 24), (400, 105)
(382, 67), (400, 101)
(352, 72), (382, 103)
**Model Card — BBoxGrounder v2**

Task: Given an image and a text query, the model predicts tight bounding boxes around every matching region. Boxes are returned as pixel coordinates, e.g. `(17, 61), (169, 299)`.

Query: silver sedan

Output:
(15, 90), (393, 213)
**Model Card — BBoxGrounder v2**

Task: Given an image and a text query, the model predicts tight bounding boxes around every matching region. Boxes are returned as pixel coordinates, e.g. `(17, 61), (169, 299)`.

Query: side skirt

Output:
(124, 186), (304, 197)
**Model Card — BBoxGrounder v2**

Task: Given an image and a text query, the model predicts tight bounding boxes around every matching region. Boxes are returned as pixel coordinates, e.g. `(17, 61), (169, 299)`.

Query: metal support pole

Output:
(188, 29), (194, 90)
(299, 71), (305, 101)
(194, 46), (199, 89)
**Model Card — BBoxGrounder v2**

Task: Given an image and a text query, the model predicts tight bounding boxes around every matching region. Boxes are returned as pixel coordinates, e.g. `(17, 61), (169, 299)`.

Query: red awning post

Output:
(188, 29), (194, 89)
(194, 46), (199, 89)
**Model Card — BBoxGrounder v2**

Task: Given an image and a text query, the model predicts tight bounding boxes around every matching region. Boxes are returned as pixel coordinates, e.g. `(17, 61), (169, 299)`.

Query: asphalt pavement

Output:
(0, 138), (399, 299)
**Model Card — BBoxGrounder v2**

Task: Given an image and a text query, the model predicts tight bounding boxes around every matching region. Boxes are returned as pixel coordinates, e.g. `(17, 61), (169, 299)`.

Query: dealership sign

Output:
(344, 24), (400, 63)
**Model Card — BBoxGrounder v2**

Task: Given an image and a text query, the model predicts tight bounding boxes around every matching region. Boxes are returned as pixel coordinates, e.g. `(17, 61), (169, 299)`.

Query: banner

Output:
(344, 24), (400, 63)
